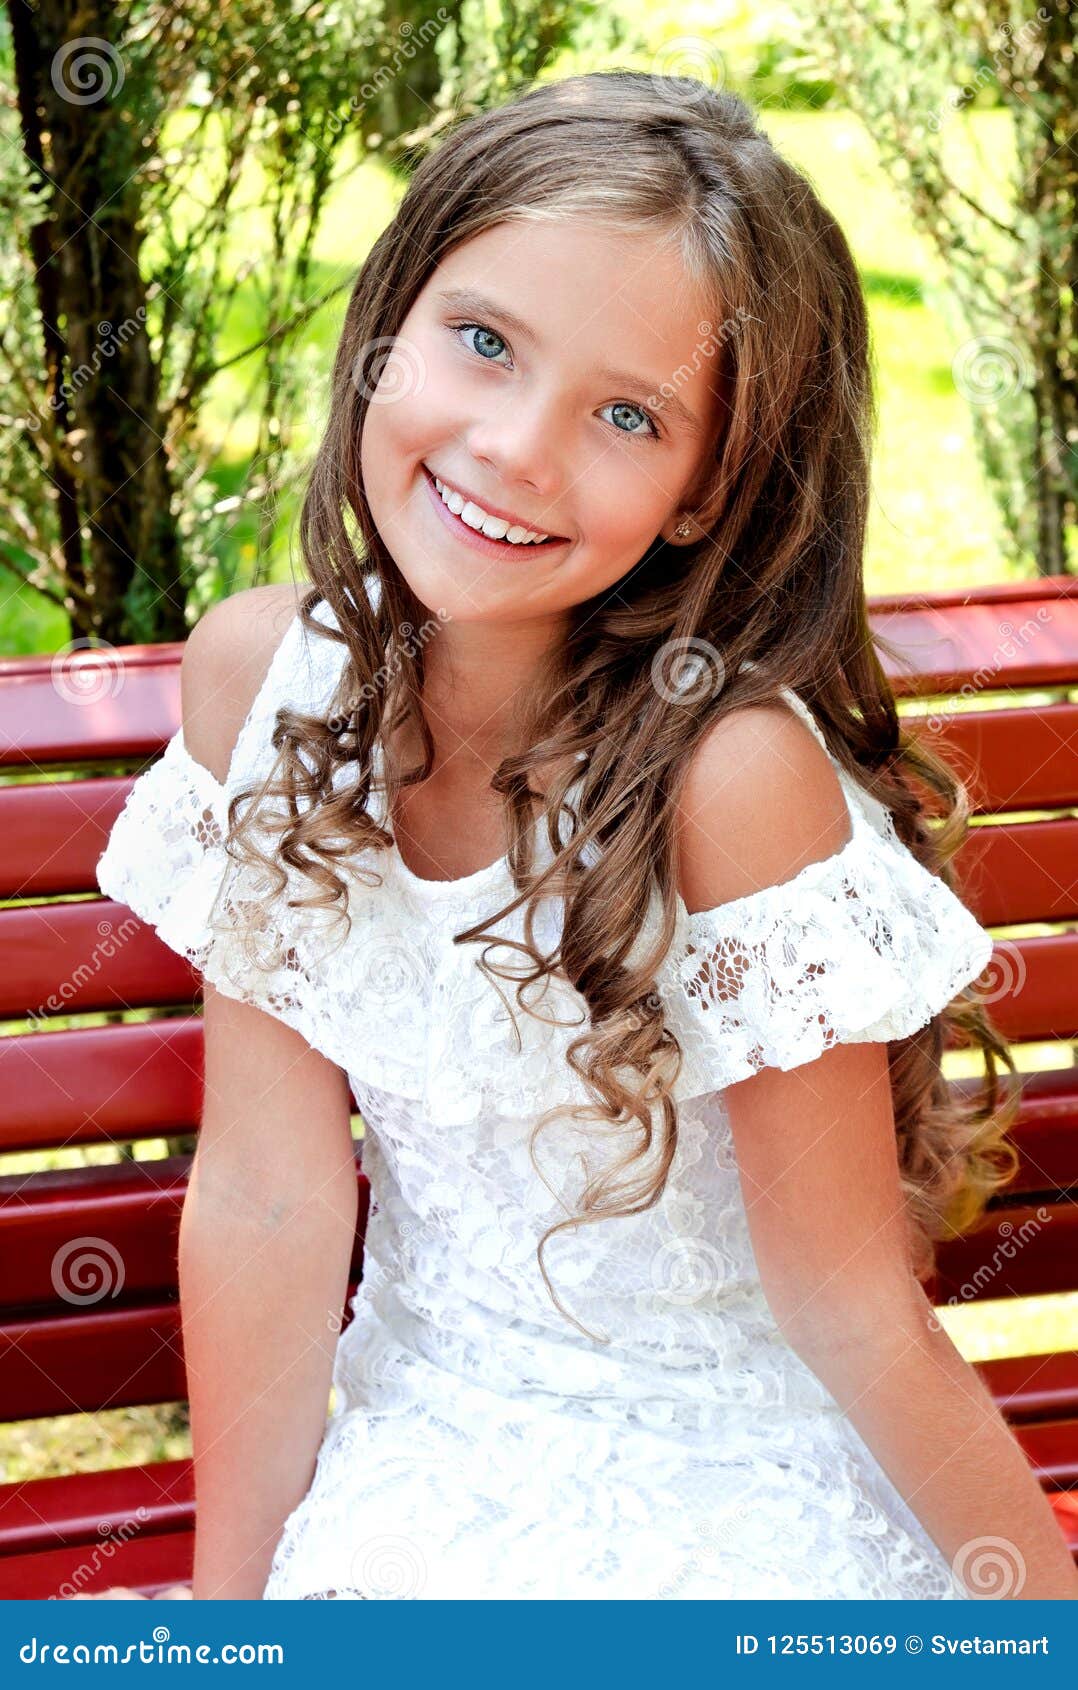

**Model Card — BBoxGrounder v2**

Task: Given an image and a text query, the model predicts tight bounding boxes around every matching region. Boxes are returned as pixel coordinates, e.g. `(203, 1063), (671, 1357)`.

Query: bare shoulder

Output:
(675, 696), (853, 915)
(181, 581), (306, 784)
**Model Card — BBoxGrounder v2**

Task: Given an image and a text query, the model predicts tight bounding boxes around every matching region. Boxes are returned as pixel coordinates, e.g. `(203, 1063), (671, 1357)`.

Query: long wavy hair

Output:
(221, 70), (1020, 1340)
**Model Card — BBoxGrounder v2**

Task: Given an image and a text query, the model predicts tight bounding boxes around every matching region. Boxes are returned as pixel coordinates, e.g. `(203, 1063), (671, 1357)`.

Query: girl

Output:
(95, 70), (1078, 1601)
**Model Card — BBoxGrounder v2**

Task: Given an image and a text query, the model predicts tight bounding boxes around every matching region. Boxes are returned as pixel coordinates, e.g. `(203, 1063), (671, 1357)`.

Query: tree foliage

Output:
(789, 0), (1076, 576)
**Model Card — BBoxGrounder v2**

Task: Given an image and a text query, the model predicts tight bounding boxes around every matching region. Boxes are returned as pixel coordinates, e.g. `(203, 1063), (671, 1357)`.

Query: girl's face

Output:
(359, 216), (723, 625)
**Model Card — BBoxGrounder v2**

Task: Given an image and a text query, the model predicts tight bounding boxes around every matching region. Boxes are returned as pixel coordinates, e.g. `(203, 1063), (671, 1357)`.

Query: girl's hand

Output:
(69, 1584), (193, 1599)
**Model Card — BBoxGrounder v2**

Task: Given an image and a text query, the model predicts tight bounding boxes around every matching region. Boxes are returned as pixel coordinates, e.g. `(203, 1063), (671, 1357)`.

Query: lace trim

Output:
(658, 762), (994, 1100)
(96, 612), (994, 1122)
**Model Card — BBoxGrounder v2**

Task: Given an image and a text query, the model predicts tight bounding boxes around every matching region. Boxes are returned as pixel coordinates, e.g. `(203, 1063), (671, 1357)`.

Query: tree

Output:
(788, 0), (1076, 576)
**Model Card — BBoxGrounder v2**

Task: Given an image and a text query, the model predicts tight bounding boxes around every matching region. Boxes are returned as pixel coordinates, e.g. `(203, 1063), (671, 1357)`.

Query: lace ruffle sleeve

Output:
(655, 703), (996, 1104)
(95, 598), (356, 1035)
(96, 727), (239, 973)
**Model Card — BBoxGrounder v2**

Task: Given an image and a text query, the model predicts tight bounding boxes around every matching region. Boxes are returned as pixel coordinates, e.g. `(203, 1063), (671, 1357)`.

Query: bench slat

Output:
(1012, 1420), (1078, 1487)
(2, 1442), (1075, 1596)
(0, 647), (183, 768)
(0, 1157), (193, 1309)
(0, 1155), (367, 1323)
(0, 1530), (196, 1599)
(970, 932), (1078, 1045)
(868, 578), (1078, 613)
(0, 1283), (357, 1422)
(932, 1204), (1078, 1303)
(5, 904), (1074, 1045)
(0, 900), (200, 1018)
(957, 816), (1078, 925)
(0, 1456), (193, 1556)
(922, 703), (1078, 813)
(948, 1069), (1078, 1199)
(974, 1351), (1078, 1423)
(0, 1019), (204, 1154)
(871, 580), (1078, 693)
(0, 1303), (187, 1421)
(0, 777), (132, 899)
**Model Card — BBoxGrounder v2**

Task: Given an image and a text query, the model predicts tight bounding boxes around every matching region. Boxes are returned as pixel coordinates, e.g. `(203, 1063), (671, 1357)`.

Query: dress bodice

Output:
(96, 583), (995, 1456)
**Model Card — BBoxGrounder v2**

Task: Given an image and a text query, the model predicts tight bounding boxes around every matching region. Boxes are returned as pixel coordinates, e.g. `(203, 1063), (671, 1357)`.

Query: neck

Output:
(414, 615), (567, 772)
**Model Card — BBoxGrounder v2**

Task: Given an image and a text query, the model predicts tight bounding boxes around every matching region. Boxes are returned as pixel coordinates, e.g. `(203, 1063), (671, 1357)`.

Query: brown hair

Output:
(223, 70), (1020, 1339)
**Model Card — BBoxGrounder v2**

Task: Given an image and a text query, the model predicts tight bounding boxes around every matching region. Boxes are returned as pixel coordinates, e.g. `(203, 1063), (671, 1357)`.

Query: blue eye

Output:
(453, 323), (511, 365)
(448, 322), (662, 441)
(601, 401), (659, 439)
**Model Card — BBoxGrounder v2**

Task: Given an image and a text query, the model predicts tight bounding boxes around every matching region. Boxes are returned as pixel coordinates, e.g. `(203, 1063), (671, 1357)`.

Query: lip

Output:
(421, 464), (569, 558)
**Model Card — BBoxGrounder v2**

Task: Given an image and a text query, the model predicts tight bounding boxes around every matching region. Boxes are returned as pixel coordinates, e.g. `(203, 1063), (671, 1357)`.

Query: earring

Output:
(674, 518), (693, 539)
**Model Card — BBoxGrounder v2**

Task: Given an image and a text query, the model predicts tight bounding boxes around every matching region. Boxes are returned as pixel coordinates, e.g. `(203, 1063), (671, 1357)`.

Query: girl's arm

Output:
(178, 588), (358, 1600)
(677, 703), (1078, 1600)
(181, 983), (356, 1599)
(724, 1041), (1078, 1600)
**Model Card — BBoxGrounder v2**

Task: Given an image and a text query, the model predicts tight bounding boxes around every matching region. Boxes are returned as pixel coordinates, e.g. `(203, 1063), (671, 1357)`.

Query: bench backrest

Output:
(0, 577), (1076, 1430)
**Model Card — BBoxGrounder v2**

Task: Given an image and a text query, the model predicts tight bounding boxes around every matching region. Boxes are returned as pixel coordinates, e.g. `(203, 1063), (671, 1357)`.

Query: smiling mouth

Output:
(421, 464), (569, 550)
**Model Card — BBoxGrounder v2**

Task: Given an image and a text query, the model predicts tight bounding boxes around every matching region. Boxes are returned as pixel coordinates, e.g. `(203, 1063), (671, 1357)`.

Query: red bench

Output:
(1, 575), (1076, 1597)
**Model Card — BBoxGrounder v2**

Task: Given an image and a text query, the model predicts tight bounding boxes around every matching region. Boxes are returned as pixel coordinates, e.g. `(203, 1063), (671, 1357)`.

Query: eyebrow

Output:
(434, 286), (707, 438)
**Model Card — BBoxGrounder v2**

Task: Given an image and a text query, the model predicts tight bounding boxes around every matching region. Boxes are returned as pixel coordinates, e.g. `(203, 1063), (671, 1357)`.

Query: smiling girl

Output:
(96, 70), (1078, 1600)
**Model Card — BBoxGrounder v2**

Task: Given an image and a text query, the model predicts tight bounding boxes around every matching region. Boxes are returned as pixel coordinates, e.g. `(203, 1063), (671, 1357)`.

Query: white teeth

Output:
(433, 474), (549, 544)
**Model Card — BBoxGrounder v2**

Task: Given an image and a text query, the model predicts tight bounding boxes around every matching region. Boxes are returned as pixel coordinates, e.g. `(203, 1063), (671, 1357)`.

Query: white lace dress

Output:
(96, 595), (994, 1601)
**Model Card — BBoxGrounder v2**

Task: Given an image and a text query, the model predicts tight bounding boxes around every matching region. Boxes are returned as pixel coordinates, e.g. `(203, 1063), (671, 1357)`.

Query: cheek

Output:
(359, 326), (447, 473)
(361, 391), (412, 482)
(581, 453), (678, 552)
(359, 397), (434, 524)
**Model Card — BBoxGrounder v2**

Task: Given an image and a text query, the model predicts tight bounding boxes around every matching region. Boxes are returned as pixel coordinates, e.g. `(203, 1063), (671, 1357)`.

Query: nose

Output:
(465, 380), (565, 501)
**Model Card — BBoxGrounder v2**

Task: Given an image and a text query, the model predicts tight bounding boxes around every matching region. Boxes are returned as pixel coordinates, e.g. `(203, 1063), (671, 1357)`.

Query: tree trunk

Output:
(1015, 1), (1076, 577)
(35, 1), (187, 641)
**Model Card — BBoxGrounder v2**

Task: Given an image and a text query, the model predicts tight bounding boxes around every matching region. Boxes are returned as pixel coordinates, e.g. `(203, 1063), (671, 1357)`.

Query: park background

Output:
(1, 3), (1075, 1488)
